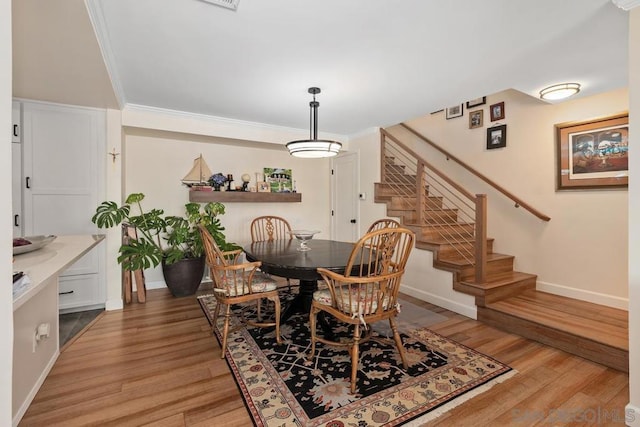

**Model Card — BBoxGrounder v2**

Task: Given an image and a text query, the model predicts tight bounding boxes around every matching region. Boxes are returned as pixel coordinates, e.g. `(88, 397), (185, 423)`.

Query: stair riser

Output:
(386, 209), (418, 223)
(477, 307), (628, 372)
(416, 225), (475, 240)
(436, 240), (494, 258)
(453, 276), (535, 305)
(384, 172), (416, 186)
(457, 257), (514, 281)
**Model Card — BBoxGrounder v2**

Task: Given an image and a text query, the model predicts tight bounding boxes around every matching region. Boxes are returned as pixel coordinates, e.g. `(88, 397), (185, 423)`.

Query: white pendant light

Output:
(539, 83), (581, 100)
(286, 87), (342, 158)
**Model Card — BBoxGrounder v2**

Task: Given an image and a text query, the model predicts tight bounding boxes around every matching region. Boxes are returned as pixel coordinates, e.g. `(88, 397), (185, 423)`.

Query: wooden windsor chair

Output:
(308, 227), (415, 394)
(199, 224), (282, 358)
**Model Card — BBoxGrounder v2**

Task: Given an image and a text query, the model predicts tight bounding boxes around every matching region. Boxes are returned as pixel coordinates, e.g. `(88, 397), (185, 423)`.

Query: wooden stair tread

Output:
(485, 289), (628, 351)
(459, 271), (536, 290)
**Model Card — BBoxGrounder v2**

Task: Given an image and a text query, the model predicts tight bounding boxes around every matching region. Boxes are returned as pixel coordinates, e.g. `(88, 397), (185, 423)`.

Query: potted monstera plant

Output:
(92, 193), (237, 297)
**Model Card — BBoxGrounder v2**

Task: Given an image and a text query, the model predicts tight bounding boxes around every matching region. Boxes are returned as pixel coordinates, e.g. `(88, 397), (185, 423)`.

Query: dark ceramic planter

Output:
(162, 256), (206, 297)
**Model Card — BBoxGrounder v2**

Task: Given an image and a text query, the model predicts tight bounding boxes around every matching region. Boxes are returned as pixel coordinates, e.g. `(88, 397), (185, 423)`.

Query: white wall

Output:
(627, 7), (639, 427)
(394, 88), (628, 309)
(123, 128), (332, 286)
(1, 0), (13, 423)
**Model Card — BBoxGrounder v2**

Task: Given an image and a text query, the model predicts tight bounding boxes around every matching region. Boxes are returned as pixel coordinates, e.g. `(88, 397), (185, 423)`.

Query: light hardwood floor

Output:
(19, 286), (630, 426)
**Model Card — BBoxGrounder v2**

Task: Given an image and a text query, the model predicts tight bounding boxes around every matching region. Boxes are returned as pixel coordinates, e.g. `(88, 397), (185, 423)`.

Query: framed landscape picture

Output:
(445, 104), (464, 120)
(466, 97), (486, 108)
(556, 113), (628, 190)
(264, 167), (293, 192)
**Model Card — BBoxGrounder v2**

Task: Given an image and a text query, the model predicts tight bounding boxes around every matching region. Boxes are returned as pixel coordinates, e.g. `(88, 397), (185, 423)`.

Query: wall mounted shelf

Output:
(189, 191), (301, 203)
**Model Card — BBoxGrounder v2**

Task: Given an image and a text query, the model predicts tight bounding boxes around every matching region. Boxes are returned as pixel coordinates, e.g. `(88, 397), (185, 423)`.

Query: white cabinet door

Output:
(12, 101), (22, 237)
(12, 143), (22, 237)
(22, 101), (106, 309)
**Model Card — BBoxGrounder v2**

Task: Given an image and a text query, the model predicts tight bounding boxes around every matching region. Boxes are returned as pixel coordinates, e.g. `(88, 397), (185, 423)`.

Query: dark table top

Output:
(243, 239), (356, 281)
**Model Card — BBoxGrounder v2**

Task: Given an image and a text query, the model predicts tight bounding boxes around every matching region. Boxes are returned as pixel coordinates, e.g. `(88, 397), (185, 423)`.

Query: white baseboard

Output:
(536, 281), (628, 310)
(625, 403), (640, 427)
(105, 298), (123, 311)
(145, 280), (166, 290)
(400, 284), (477, 319)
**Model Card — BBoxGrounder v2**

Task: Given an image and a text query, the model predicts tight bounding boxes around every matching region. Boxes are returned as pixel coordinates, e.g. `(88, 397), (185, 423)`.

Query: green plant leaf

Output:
(91, 201), (131, 228)
(117, 239), (163, 271)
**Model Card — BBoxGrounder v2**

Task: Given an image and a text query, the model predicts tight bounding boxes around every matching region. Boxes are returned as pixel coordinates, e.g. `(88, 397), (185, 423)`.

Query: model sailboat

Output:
(181, 154), (212, 187)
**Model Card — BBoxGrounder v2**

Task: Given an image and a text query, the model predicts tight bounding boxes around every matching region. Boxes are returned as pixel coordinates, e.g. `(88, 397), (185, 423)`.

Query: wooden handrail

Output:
(399, 123), (551, 222)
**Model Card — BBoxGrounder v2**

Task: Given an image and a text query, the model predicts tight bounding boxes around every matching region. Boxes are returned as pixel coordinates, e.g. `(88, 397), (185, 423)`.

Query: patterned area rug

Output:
(197, 294), (514, 426)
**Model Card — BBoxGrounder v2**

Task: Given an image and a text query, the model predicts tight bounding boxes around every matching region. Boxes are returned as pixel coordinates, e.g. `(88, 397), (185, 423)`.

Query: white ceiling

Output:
(14, 0), (630, 137)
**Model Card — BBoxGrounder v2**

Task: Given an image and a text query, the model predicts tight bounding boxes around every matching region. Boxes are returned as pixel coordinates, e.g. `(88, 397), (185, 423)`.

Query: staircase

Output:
(375, 127), (628, 372)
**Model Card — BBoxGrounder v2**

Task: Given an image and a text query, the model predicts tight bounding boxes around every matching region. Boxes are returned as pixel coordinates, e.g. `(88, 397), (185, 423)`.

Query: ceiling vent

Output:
(201, 0), (239, 11)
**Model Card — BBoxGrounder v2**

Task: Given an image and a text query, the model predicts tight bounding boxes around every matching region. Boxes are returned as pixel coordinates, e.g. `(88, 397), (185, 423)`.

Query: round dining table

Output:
(244, 238), (357, 324)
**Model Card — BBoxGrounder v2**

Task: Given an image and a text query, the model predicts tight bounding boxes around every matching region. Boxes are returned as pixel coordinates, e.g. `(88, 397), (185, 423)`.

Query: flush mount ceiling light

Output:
(286, 87), (342, 158)
(539, 83), (581, 101)
(201, 0), (239, 11)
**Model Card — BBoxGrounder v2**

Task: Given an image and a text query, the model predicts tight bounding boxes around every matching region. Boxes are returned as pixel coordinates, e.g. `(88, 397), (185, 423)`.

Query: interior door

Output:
(331, 151), (359, 242)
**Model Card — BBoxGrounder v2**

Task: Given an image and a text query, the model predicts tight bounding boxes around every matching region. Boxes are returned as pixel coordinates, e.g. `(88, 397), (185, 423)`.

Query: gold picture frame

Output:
(257, 181), (271, 192)
(556, 113), (628, 190)
(469, 110), (483, 129)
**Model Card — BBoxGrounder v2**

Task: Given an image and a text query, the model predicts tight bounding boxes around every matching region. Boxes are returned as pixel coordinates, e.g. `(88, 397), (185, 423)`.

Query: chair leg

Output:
(308, 305), (318, 361)
(220, 304), (232, 359)
(389, 317), (408, 369)
(211, 299), (222, 334)
(268, 295), (282, 344)
(350, 324), (361, 394)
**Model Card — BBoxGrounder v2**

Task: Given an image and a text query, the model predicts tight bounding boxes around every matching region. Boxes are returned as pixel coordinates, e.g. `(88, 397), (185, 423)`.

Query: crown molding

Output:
(122, 103), (347, 143)
(611, 0), (640, 10)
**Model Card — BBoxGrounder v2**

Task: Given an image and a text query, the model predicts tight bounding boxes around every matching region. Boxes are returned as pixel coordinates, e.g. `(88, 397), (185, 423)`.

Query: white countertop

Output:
(12, 234), (105, 311)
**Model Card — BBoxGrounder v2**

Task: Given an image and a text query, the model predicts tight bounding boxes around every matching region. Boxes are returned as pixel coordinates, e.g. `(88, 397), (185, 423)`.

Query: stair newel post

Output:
(417, 160), (426, 225)
(380, 129), (387, 183)
(474, 194), (488, 284)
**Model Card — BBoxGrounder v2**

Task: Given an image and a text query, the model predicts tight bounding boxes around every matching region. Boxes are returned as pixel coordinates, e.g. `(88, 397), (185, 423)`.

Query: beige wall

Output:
(390, 88), (629, 309)
(627, 6), (639, 425)
(2, 0), (13, 423)
(123, 129), (332, 286)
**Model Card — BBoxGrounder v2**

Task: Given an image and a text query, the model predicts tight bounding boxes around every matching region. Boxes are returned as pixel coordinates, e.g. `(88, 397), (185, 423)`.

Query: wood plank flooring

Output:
(479, 289), (629, 372)
(19, 286), (629, 426)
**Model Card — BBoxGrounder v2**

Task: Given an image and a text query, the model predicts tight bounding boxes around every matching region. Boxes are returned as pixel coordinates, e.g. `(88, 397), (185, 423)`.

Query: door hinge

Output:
(331, 210), (334, 216)
(331, 169), (334, 175)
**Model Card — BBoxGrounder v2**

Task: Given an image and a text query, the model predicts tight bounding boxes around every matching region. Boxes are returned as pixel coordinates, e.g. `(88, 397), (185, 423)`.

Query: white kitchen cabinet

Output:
(19, 100), (106, 312)
(12, 101), (22, 237)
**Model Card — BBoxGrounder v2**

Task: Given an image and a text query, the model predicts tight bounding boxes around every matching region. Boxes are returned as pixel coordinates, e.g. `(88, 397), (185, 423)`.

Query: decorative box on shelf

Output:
(190, 185), (213, 192)
(189, 190), (302, 203)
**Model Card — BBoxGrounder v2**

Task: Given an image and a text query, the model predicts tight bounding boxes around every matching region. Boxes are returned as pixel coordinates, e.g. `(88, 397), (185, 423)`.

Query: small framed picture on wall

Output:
(486, 124), (507, 149)
(466, 97), (486, 109)
(445, 104), (464, 119)
(490, 102), (505, 121)
(469, 110), (483, 129)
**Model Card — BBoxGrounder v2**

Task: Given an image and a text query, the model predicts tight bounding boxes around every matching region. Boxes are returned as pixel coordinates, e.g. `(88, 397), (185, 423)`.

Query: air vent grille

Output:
(202, 0), (239, 10)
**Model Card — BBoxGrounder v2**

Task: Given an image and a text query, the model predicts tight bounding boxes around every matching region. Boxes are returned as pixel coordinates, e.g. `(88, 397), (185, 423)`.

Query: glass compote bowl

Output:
(289, 230), (320, 251)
